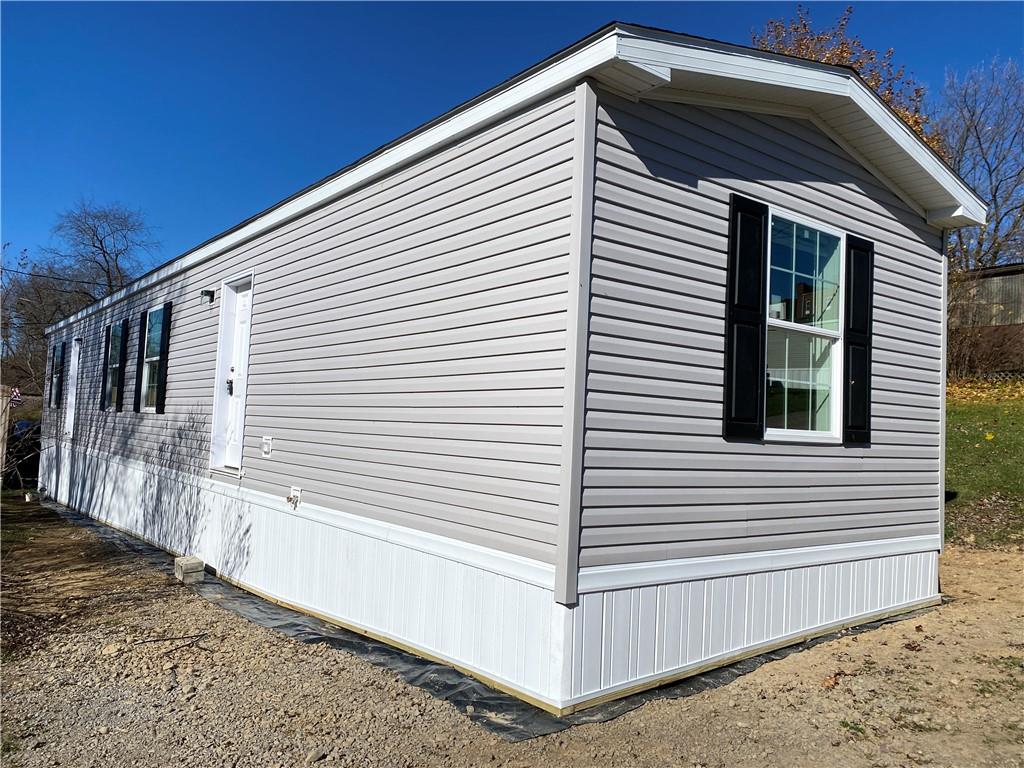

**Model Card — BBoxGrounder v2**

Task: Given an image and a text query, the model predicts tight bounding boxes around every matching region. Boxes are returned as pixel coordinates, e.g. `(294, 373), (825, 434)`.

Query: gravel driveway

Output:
(2, 498), (1022, 768)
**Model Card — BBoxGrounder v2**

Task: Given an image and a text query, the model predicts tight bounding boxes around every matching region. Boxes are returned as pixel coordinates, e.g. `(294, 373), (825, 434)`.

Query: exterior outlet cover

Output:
(288, 486), (302, 508)
(261, 436), (273, 457)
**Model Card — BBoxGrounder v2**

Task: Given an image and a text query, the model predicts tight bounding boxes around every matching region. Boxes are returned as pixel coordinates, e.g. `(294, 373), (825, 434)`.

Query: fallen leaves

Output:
(947, 378), (1024, 404)
(947, 492), (1024, 548)
(821, 670), (853, 689)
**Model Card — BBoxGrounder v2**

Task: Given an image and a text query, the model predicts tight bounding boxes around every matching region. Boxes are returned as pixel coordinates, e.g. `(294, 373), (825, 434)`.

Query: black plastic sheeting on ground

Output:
(45, 502), (940, 742)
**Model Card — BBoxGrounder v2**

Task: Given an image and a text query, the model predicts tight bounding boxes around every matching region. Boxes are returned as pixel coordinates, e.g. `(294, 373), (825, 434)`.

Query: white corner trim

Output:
(576, 535), (942, 593)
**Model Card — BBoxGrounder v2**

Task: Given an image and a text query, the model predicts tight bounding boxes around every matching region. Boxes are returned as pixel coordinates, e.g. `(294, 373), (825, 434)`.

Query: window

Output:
(723, 194), (874, 445)
(101, 320), (128, 410)
(765, 214), (843, 438)
(49, 342), (66, 408)
(141, 307), (164, 410)
(133, 302), (173, 414)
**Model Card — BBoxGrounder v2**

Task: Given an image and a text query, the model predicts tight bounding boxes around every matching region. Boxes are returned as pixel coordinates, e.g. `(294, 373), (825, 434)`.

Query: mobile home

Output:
(41, 23), (985, 714)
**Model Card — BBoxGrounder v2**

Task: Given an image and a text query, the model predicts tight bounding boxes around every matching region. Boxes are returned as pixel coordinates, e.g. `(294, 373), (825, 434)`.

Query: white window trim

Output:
(139, 305), (165, 414)
(763, 206), (846, 444)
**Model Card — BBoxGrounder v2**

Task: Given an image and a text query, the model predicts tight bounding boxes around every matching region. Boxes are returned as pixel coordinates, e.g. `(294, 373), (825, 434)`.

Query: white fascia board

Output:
(615, 32), (986, 228)
(46, 31), (621, 336)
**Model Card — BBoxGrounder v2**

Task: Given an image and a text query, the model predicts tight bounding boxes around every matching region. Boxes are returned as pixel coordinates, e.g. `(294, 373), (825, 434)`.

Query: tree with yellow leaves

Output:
(752, 5), (945, 157)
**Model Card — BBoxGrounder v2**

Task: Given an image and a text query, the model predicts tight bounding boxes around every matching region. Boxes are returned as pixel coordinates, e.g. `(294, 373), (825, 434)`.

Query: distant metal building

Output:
(949, 263), (1024, 373)
(950, 263), (1024, 328)
(40, 23), (986, 714)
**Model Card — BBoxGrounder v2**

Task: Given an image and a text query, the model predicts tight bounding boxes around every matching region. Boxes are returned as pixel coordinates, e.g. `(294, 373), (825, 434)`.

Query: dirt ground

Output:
(2, 499), (1022, 768)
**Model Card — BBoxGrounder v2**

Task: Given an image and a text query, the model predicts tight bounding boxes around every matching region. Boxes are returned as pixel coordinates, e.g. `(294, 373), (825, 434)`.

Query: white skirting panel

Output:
(39, 441), (940, 714)
(563, 550), (939, 707)
(38, 441), (568, 708)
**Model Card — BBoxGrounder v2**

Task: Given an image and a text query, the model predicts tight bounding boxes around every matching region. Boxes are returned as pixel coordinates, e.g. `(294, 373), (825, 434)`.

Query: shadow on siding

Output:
(55, 405), (252, 580)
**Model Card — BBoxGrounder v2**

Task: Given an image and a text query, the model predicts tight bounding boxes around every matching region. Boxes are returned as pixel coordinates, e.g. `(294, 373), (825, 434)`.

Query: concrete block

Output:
(174, 556), (205, 583)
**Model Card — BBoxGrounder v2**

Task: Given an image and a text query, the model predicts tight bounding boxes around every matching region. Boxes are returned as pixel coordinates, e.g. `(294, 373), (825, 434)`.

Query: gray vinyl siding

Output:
(579, 91), (945, 567)
(43, 90), (576, 564)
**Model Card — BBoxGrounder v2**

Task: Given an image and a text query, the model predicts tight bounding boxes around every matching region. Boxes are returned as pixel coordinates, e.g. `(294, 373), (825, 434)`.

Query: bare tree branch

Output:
(2, 202), (157, 400)
(938, 59), (1023, 272)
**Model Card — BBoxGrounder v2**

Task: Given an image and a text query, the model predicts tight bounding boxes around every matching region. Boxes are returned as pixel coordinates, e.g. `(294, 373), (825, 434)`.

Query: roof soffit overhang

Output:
(598, 25), (986, 230)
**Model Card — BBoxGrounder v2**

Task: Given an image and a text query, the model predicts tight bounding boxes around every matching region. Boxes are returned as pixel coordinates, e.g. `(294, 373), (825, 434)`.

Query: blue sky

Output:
(3, 2), (1022, 269)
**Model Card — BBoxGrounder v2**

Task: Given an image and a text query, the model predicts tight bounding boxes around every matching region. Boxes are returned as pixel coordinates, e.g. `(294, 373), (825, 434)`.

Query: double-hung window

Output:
(723, 194), (874, 445)
(765, 213), (844, 439)
(49, 342), (66, 408)
(107, 324), (123, 407)
(101, 320), (129, 410)
(133, 302), (173, 414)
(141, 306), (164, 410)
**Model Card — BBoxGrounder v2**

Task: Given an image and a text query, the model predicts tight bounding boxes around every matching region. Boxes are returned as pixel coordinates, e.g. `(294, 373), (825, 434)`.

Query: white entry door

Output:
(211, 278), (253, 470)
(63, 338), (82, 440)
(57, 338), (82, 504)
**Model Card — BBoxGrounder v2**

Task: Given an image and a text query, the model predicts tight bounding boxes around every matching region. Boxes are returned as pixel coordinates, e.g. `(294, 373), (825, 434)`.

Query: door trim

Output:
(209, 271), (255, 473)
(62, 338), (83, 440)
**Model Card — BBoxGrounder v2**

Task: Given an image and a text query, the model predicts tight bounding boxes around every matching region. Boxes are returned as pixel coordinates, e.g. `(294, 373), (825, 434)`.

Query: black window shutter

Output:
(133, 311), (147, 413)
(99, 325), (111, 410)
(116, 318), (130, 412)
(55, 341), (67, 407)
(843, 235), (874, 444)
(723, 194), (769, 439)
(155, 302), (173, 414)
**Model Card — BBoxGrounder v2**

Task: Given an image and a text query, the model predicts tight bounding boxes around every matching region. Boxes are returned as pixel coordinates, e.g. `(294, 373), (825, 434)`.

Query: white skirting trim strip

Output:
(577, 534), (943, 593)
(39, 441), (940, 713)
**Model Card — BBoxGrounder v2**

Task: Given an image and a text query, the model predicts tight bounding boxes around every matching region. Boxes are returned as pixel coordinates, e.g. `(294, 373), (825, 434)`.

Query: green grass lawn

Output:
(945, 380), (1024, 547)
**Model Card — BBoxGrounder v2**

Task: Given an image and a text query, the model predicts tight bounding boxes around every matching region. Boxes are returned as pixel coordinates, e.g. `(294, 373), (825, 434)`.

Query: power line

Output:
(0, 267), (119, 287)
(3, 283), (99, 297)
(3, 321), (71, 328)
